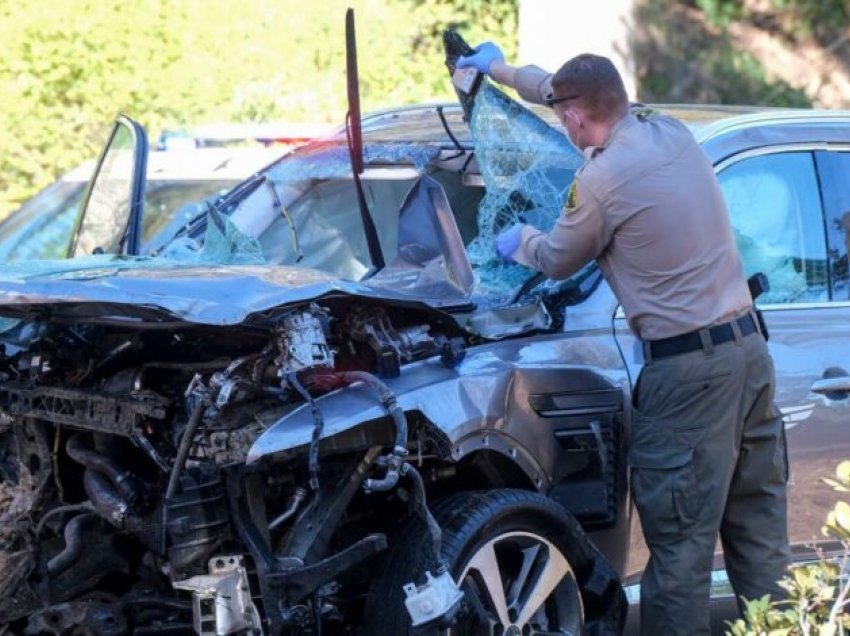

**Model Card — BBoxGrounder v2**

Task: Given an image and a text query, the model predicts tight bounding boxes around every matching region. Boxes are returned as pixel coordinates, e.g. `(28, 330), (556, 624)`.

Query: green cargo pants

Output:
(630, 326), (789, 635)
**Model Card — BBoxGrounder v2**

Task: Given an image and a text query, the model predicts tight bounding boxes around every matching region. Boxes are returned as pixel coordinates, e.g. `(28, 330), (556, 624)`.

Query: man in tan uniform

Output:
(458, 44), (790, 634)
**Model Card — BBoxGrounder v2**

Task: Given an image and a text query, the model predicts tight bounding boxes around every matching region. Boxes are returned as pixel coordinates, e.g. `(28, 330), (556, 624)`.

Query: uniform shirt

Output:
(510, 65), (752, 341)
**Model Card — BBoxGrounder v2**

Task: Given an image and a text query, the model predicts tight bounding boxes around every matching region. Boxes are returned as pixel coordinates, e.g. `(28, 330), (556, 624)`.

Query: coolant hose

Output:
(403, 463), (445, 570)
(165, 399), (206, 499)
(334, 371), (407, 453)
(288, 372), (325, 491)
(83, 468), (129, 529)
(328, 371), (408, 492)
(66, 434), (146, 511)
(294, 369), (409, 492)
(46, 512), (100, 576)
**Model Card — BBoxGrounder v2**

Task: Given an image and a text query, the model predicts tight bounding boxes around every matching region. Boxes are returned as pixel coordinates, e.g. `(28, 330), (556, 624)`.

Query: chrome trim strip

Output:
(713, 143), (850, 173)
(761, 301), (850, 311)
(695, 111), (850, 144)
(614, 301), (850, 322)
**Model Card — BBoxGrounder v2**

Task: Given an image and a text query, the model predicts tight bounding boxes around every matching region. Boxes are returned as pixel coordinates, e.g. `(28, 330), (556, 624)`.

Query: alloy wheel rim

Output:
(447, 530), (583, 636)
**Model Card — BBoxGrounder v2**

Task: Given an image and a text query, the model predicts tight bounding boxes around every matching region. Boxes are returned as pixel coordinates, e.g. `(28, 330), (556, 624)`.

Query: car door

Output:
(619, 143), (850, 614)
(716, 147), (850, 567)
(68, 115), (148, 257)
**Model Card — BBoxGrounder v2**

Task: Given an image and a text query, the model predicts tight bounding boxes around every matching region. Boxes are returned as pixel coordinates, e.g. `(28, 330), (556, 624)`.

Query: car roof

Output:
(59, 146), (285, 184)
(691, 109), (850, 163)
(334, 101), (850, 160)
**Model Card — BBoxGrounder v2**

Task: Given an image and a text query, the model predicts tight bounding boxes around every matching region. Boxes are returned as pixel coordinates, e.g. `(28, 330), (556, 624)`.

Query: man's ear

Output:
(564, 108), (582, 128)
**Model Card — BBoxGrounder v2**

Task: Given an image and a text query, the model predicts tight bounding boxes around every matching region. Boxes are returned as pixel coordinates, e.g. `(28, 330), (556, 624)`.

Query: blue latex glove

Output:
(456, 41), (504, 76)
(496, 225), (522, 262)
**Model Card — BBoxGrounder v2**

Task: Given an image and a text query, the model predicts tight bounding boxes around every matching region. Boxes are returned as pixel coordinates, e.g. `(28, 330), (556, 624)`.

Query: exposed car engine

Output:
(0, 299), (468, 634)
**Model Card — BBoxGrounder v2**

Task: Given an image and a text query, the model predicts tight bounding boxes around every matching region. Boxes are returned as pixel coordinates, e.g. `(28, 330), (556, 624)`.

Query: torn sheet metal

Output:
(0, 266), (464, 326)
(457, 300), (552, 339)
(366, 175), (474, 301)
(248, 333), (630, 483)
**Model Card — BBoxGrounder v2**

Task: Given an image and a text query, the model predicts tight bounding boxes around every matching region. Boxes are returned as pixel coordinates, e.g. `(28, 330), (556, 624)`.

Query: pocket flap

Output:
(629, 444), (693, 469)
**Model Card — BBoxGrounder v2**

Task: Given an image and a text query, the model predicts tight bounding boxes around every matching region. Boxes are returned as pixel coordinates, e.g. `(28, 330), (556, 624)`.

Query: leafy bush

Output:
(0, 0), (518, 218)
(727, 461), (850, 635)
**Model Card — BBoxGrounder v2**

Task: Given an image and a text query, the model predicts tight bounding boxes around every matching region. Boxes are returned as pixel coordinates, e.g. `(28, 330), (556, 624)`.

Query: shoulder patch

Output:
(631, 104), (660, 121)
(563, 182), (579, 214)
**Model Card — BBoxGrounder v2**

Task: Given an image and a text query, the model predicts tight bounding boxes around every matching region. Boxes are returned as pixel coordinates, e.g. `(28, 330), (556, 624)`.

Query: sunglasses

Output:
(545, 93), (580, 108)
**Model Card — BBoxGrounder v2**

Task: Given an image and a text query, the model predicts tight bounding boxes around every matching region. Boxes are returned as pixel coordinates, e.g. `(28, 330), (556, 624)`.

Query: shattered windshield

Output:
(217, 83), (583, 305)
(2, 81), (587, 313)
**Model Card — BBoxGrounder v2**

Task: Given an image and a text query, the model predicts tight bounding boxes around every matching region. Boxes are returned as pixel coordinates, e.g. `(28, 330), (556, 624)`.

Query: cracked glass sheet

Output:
(161, 208), (266, 265)
(466, 84), (584, 303)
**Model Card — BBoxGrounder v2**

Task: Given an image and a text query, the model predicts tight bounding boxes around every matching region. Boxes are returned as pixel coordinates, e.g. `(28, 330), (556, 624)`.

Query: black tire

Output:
(361, 489), (626, 635)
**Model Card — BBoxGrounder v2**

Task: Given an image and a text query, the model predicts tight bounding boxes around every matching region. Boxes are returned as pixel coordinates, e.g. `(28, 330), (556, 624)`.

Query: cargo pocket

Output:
(630, 416), (700, 544)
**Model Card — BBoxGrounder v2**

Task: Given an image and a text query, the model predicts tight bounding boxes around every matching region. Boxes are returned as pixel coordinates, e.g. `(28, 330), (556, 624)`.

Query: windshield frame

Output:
(68, 115), (149, 257)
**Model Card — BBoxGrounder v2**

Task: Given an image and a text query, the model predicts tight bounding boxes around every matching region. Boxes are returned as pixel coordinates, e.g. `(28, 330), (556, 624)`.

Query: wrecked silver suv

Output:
(0, 32), (628, 635)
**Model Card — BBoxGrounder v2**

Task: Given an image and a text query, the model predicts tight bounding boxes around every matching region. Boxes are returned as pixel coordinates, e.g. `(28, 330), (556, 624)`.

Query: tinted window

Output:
(718, 152), (828, 304)
(814, 151), (850, 300)
(0, 181), (85, 261)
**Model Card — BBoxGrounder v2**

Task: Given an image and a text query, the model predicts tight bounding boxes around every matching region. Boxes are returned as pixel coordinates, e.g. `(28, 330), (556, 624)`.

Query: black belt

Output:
(647, 313), (758, 359)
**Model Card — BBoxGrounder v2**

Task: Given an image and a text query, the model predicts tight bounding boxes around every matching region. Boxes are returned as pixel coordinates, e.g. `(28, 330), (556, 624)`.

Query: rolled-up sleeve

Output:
(514, 65), (554, 105)
(512, 180), (609, 279)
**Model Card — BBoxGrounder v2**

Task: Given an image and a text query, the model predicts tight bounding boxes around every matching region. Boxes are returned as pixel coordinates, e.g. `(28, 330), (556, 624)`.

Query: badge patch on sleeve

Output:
(563, 182), (579, 214)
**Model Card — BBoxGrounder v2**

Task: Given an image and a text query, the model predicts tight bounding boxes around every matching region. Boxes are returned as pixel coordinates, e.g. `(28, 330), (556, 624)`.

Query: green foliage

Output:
(0, 0), (518, 218)
(696, 0), (850, 45)
(727, 461), (850, 635)
(634, 0), (811, 108)
(694, 0), (749, 28)
(776, 0), (850, 44)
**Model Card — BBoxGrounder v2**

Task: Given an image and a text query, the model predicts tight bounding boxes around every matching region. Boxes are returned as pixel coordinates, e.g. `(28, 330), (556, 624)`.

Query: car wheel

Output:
(361, 489), (624, 635)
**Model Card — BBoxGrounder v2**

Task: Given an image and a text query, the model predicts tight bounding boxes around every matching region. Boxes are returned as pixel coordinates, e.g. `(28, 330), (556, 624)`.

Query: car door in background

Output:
(718, 147), (850, 564)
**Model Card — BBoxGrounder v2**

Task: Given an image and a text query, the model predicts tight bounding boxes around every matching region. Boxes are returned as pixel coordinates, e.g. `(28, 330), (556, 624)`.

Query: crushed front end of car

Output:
(0, 30), (629, 636)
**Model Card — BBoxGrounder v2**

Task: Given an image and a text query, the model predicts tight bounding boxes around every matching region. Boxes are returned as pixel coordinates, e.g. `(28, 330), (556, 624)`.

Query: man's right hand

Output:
(457, 42), (504, 76)
(496, 224), (523, 262)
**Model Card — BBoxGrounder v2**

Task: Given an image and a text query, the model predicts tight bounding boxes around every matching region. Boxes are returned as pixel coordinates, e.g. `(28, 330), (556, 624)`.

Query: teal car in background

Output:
(0, 146), (290, 262)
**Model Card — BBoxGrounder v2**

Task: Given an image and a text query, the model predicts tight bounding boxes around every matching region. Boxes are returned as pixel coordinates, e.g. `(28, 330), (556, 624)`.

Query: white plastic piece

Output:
(403, 569), (464, 627)
(173, 556), (262, 635)
(452, 67), (479, 94)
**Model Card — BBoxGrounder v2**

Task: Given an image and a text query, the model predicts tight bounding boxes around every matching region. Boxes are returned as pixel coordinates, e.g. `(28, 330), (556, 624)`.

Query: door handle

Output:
(811, 377), (850, 394)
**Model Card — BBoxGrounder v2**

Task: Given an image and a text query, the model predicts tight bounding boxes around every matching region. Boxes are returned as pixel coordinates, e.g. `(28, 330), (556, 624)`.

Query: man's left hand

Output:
(457, 41), (504, 76)
(496, 225), (523, 262)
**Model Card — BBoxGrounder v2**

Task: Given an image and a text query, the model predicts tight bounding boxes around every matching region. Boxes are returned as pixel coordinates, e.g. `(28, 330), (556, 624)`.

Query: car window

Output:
(141, 179), (236, 245)
(74, 122), (140, 256)
(814, 151), (850, 301)
(258, 175), (413, 280)
(718, 151), (828, 304)
(0, 181), (85, 261)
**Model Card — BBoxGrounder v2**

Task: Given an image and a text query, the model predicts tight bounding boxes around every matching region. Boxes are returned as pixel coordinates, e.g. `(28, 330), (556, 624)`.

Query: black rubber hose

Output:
(66, 434), (146, 511)
(165, 400), (206, 499)
(36, 502), (95, 536)
(288, 372), (325, 491)
(403, 463), (445, 570)
(46, 512), (100, 576)
(335, 371), (407, 453)
(84, 468), (129, 529)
